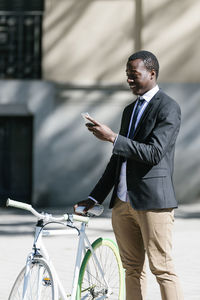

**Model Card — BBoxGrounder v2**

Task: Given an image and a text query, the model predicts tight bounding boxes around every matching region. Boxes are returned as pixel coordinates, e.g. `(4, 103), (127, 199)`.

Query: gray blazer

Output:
(89, 89), (181, 210)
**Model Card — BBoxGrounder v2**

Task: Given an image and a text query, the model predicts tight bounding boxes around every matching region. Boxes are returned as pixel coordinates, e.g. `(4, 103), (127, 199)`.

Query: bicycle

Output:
(6, 199), (125, 300)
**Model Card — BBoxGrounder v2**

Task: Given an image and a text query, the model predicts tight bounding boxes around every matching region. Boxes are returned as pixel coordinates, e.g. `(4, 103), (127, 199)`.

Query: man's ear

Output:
(150, 69), (156, 80)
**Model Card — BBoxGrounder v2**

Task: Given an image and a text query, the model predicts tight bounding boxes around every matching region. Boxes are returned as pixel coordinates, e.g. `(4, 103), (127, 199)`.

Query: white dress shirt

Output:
(116, 85), (159, 202)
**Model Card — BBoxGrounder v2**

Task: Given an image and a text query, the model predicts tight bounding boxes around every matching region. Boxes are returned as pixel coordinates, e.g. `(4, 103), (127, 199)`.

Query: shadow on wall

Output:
(160, 83), (200, 204)
(35, 84), (130, 207)
(36, 82), (200, 207)
(0, 81), (199, 207)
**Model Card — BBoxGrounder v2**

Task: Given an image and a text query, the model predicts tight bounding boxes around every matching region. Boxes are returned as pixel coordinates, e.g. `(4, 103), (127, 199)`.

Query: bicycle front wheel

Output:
(8, 257), (58, 300)
(77, 238), (124, 300)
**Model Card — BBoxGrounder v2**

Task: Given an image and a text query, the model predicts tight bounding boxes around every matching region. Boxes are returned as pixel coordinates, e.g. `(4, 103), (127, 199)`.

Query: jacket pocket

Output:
(142, 168), (168, 178)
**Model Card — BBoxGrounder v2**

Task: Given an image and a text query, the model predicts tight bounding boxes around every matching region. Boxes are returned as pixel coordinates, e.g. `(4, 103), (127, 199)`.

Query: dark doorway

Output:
(0, 116), (33, 206)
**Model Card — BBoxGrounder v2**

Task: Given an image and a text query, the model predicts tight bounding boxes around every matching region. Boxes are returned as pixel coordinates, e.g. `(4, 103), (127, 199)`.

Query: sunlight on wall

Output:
(143, 0), (200, 82)
(43, 0), (200, 84)
(43, 0), (135, 84)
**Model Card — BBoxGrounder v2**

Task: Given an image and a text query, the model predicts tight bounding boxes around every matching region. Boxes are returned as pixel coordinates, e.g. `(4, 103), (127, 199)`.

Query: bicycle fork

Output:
(22, 224), (42, 300)
(22, 253), (33, 300)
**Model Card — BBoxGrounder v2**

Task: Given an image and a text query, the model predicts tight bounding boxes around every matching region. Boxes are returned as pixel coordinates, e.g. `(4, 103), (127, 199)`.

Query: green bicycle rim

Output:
(76, 237), (124, 299)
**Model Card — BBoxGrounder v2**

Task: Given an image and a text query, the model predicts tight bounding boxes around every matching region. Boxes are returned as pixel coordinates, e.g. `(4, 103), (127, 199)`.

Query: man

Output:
(74, 50), (183, 300)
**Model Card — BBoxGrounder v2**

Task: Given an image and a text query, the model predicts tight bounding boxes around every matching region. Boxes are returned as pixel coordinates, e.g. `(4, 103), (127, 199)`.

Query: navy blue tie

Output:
(128, 98), (145, 139)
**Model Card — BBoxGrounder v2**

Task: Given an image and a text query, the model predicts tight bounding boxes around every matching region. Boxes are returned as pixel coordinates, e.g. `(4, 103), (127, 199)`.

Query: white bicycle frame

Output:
(7, 199), (109, 300)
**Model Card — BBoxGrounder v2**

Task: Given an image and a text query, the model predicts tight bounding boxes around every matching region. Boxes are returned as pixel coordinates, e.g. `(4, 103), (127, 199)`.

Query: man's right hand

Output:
(73, 198), (95, 215)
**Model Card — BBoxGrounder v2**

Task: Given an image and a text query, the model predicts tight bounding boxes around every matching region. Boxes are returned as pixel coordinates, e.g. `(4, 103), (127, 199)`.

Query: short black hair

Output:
(128, 50), (159, 79)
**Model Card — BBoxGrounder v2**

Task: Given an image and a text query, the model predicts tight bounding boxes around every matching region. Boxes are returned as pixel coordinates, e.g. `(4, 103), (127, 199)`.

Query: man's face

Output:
(126, 59), (156, 96)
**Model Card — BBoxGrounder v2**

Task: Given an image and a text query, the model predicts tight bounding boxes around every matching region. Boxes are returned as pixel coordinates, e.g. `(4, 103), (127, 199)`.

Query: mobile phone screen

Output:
(81, 112), (90, 122)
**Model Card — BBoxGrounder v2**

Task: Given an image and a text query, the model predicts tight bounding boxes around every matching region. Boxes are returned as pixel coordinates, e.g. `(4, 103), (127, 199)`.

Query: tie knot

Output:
(138, 97), (145, 103)
(137, 97), (145, 109)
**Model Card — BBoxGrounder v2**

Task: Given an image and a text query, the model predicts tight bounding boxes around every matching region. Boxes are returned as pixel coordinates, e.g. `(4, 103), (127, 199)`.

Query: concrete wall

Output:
(0, 81), (55, 206)
(0, 81), (199, 207)
(160, 83), (200, 205)
(43, 0), (200, 84)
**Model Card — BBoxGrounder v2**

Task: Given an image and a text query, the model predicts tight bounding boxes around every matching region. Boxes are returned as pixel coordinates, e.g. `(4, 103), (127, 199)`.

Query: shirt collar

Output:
(140, 85), (159, 103)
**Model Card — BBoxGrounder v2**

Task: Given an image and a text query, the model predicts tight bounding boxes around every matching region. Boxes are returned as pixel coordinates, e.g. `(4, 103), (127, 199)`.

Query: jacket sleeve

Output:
(89, 154), (118, 204)
(113, 101), (181, 166)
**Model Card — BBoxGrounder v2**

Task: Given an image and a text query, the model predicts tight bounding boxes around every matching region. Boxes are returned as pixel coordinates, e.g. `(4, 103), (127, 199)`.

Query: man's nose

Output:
(127, 78), (134, 83)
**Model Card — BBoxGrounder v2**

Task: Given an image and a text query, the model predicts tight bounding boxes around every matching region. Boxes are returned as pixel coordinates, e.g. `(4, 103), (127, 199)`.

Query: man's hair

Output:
(128, 50), (159, 79)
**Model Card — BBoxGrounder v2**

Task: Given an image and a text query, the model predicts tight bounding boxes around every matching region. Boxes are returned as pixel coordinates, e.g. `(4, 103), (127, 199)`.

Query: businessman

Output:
(74, 50), (183, 300)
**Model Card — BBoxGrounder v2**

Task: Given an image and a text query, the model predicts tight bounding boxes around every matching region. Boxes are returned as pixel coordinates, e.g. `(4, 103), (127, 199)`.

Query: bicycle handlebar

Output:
(7, 199), (32, 211)
(6, 198), (89, 224)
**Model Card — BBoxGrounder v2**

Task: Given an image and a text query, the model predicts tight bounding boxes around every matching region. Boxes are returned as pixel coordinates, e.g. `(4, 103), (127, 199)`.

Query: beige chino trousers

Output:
(112, 197), (183, 300)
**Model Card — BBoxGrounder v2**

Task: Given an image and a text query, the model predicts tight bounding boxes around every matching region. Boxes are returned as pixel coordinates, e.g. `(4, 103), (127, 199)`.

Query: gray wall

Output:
(0, 80), (199, 207)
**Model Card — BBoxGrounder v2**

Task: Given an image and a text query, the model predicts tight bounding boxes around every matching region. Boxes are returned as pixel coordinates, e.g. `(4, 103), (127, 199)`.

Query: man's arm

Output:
(89, 154), (118, 203)
(113, 101), (181, 165)
(84, 100), (181, 166)
(73, 154), (118, 213)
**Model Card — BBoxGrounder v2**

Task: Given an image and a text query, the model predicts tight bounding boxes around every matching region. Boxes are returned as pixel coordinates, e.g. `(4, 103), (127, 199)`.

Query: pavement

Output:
(0, 203), (200, 300)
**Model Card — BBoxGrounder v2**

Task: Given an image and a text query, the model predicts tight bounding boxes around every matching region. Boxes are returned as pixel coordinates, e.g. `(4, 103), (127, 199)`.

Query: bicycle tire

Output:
(8, 257), (58, 300)
(76, 238), (125, 300)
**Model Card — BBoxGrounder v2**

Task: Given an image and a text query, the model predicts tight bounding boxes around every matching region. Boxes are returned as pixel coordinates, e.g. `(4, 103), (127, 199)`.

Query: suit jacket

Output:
(89, 89), (181, 210)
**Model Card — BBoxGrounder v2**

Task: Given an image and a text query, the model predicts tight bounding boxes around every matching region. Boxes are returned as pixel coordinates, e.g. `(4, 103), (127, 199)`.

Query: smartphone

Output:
(81, 112), (90, 122)
(81, 112), (95, 127)
(75, 204), (104, 216)
(75, 206), (86, 214)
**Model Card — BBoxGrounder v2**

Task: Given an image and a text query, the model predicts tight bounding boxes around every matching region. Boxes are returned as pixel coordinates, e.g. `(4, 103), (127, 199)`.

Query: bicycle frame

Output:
(22, 219), (109, 300)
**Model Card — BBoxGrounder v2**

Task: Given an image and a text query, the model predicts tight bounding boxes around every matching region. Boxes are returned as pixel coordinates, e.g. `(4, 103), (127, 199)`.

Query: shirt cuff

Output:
(88, 196), (98, 204)
(113, 134), (119, 148)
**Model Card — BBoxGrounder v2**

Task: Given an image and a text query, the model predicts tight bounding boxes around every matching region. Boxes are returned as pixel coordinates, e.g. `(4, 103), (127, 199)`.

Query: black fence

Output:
(0, 0), (44, 79)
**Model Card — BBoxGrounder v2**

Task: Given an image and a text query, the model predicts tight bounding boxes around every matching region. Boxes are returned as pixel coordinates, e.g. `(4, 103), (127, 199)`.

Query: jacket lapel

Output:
(120, 101), (137, 136)
(132, 91), (161, 138)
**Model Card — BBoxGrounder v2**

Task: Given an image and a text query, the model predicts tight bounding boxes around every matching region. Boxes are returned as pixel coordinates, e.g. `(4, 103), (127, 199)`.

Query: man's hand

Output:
(85, 116), (117, 143)
(74, 198), (95, 215)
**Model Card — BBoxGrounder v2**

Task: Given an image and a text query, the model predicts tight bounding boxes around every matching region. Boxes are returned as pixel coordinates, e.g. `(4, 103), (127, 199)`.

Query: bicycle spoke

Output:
(8, 258), (56, 300)
(77, 238), (124, 300)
